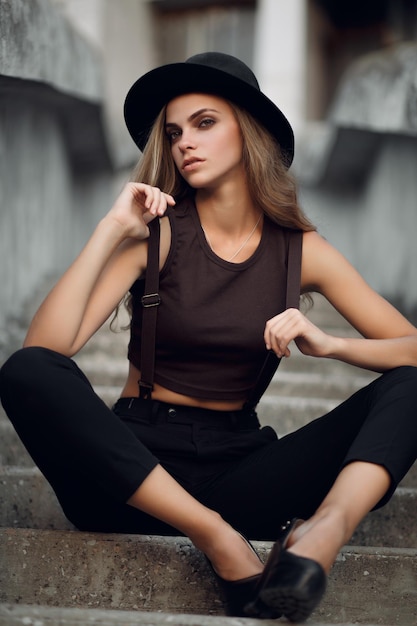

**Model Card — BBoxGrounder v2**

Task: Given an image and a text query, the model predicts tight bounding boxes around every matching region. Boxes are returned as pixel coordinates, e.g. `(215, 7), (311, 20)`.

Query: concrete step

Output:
(0, 467), (73, 531)
(1, 465), (416, 547)
(268, 368), (377, 399)
(350, 487), (417, 547)
(1, 529), (416, 625)
(277, 349), (378, 379)
(0, 419), (33, 467)
(0, 603), (392, 626)
(259, 394), (339, 432)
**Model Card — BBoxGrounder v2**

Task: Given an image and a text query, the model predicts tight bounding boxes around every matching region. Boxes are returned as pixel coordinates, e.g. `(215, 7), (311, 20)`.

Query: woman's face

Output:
(165, 93), (244, 191)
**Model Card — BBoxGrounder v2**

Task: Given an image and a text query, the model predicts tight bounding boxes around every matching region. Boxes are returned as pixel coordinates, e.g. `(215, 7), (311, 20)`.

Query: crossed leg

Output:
(286, 461), (391, 572)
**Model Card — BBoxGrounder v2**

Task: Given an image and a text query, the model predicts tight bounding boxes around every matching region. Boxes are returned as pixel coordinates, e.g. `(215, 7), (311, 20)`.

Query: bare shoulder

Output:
(301, 231), (417, 339)
(301, 231), (350, 292)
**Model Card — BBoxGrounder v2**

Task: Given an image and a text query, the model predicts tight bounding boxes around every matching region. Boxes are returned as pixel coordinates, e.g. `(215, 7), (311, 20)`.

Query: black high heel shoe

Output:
(207, 533), (282, 618)
(208, 522), (301, 618)
(211, 569), (264, 617)
(244, 520), (327, 623)
(277, 518), (305, 548)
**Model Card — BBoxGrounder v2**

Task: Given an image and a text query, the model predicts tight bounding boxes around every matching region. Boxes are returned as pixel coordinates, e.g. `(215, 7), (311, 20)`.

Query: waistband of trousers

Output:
(113, 396), (260, 430)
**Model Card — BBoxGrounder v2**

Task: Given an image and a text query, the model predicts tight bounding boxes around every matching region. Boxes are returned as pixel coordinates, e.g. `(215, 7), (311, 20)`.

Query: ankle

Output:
(312, 505), (352, 544)
(287, 508), (349, 573)
(186, 509), (225, 553)
(192, 520), (263, 582)
(210, 532), (263, 581)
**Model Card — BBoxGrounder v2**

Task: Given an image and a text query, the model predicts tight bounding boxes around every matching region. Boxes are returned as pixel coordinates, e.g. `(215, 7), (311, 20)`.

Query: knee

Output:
(0, 347), (68, 402)
(392, 364), (417, 385)
(381, 365), (417, 401)
(401, 365), (417, 398)
(2, 346), (51, 382)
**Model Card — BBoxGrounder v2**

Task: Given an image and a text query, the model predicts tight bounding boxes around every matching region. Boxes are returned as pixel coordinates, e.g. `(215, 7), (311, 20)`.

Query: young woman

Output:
(1, 52), (417, 622)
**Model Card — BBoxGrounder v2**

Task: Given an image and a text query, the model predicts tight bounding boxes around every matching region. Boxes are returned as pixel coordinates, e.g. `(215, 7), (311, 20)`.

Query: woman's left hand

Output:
(264, 308), (333, 359)
(264, 232), (417, 371)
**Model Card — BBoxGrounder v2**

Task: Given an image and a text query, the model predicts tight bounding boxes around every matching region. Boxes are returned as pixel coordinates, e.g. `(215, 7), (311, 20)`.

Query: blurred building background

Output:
(1, 0), (417, 357)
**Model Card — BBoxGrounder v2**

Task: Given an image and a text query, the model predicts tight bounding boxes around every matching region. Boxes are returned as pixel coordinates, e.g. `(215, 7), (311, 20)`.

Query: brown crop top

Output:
(128, 197), (302, 402)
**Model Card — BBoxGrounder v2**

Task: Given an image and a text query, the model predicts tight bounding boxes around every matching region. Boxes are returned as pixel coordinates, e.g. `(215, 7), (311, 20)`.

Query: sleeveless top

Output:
(128, 197), (302, 402)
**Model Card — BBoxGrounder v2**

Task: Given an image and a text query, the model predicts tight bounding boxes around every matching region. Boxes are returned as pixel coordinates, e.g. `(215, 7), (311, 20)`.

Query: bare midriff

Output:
(120, 362), (245, 411)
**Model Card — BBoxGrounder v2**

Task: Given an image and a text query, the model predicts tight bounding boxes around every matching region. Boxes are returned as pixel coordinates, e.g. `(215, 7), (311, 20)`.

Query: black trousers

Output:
(1, 346), (417, 540)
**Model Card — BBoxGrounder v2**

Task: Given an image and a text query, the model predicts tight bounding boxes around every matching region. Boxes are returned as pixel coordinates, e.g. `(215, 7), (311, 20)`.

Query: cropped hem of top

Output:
(128, 197), (302, 402)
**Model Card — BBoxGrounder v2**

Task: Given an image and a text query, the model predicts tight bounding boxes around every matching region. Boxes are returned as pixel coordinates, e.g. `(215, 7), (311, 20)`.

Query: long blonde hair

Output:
(131, 100), (316, 233)
(131, 109), (188, 199)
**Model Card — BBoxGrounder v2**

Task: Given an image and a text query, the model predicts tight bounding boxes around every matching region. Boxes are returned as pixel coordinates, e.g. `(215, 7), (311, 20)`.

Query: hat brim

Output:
(124, 62), (294, 166)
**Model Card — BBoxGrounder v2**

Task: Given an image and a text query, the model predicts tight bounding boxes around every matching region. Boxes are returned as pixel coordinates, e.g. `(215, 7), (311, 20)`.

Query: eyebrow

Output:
(165, 108), (220, 128)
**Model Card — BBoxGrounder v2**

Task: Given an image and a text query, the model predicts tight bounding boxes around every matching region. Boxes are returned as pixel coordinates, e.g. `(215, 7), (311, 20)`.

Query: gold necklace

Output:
(202, 215), (262, 262)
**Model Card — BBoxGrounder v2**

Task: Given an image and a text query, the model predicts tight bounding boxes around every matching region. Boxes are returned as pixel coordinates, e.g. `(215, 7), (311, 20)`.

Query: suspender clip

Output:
(141, 293), (161, 308)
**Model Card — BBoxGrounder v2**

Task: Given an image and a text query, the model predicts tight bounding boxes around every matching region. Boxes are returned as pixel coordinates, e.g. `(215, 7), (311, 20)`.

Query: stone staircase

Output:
(0, 294), (416, 625)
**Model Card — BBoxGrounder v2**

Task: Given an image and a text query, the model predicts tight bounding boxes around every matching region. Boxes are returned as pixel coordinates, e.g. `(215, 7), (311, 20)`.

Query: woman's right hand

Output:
(23, 183), (175, 355)
(105, 182), (176, 240)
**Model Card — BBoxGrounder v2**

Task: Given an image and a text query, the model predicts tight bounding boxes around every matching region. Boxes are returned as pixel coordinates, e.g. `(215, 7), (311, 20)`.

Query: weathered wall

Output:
(0, 91), (115, 350)
(0, 0), (115, 357)
(0, 0), (157, 358)
(296, 43), (417, 320)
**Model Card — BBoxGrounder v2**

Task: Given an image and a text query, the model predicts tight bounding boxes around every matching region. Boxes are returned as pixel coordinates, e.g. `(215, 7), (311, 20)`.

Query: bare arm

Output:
(264, 231), (417, 372)
(24, 183), (175, 356)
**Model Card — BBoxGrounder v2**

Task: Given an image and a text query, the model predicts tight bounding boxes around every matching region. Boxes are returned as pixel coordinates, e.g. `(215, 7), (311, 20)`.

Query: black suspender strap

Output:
(244, 229), (303, 410)
(139, 224), (303, 406)
(138, 218), (161, 399)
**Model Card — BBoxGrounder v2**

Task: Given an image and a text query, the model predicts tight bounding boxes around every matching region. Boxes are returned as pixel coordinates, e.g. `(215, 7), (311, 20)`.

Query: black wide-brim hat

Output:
(124, 52), (294, 167)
